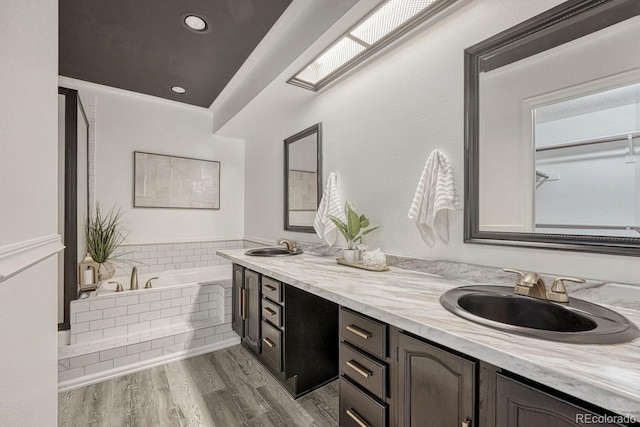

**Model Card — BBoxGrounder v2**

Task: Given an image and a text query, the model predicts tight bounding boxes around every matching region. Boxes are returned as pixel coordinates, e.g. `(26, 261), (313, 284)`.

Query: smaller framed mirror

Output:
(284, 123), (322, 232)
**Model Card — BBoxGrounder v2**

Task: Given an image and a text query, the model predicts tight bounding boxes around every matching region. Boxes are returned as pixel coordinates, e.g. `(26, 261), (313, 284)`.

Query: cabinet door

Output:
(397, 332), (475, 427)
(231, 264), (245, 337)
(496, 374), (621, 427)
(243, 269), (261, 354)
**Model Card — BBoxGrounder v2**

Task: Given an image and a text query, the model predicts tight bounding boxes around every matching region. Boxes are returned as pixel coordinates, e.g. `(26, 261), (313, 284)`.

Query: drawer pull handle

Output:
(462, 418), (471, 427)
(346, 324), (372, 340)
(264, 307), (277, 316)
(346, 360), (372, 378)
(346, 408), (371, 427)
(262, 337), (276, 348)
(264, 284), (277, 291)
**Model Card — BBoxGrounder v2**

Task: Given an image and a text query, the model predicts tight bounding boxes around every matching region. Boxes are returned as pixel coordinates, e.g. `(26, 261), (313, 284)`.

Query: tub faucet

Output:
(130, 267), (138, 290)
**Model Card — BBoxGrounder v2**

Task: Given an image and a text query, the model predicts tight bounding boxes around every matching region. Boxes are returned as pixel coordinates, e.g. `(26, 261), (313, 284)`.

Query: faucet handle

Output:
(145, 277), (159, 289)
(109, 281), (124, 292)
(279, 239), (295, 251)
(548, 277), (586, 303)
(502, 268), (526, 285)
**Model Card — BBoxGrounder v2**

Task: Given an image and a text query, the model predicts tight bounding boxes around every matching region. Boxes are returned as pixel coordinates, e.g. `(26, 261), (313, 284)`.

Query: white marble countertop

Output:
(217, 249), (640, 418)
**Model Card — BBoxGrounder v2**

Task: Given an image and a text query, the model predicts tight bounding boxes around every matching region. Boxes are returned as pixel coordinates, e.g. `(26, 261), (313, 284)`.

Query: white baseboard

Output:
(58, 337), (240, 392)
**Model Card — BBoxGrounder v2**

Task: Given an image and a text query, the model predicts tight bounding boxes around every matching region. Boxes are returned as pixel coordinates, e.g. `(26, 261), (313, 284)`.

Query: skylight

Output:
(288, 0), (457, 91)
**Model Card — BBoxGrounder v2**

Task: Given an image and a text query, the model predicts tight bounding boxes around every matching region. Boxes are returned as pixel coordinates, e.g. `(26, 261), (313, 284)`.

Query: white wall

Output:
(224, 0), (640, 284)
(0, 0), (59, 424)
(58, 79), (245, 245)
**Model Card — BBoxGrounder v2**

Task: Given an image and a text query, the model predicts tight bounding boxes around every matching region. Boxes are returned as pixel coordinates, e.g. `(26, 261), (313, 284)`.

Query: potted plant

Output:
(86, 203), (130, 281)
(327, 201), (380, 262)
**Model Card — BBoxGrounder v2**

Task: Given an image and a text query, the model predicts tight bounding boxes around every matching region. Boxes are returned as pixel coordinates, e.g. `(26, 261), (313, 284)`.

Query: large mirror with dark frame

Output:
(465, 0), (640, 256)
(284, 123), (322, 232)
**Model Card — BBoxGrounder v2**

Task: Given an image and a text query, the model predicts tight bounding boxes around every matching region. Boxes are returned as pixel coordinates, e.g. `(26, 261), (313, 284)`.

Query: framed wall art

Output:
(133, 151), (220, 209)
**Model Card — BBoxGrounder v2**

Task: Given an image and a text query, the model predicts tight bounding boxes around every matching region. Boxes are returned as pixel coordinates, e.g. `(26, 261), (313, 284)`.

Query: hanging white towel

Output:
(314, 172), (346, 246)
(408, 150), (460, 247)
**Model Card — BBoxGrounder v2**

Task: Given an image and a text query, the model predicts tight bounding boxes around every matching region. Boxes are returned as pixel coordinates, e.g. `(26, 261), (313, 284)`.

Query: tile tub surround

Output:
(59, 266), (238, 389)
(218, 248), (640, 419)
(107, 239), (245, 277)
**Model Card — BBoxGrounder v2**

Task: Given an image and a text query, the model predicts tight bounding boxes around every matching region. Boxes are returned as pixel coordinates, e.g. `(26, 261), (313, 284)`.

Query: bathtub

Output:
(96, 265), (232, 296)
(70, 265), (233, 345)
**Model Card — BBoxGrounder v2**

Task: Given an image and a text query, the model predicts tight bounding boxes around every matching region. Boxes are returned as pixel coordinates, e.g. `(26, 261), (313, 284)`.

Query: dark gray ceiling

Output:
(59, 0), (292, 107)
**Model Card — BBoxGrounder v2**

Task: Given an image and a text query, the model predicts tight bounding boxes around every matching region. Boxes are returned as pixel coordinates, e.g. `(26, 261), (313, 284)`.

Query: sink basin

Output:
(245, 247), (303, 257)
(440, 285), (639, 344)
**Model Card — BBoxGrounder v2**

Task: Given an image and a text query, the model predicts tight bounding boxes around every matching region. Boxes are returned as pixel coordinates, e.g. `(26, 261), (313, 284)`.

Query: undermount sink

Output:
(245, 247), (303, 257)
(440, 285), (639, 344)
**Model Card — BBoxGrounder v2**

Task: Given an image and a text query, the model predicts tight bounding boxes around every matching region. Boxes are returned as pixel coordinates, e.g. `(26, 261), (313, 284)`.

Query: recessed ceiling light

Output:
(171, 86), (187, 94)
(184, 15), (207, 32)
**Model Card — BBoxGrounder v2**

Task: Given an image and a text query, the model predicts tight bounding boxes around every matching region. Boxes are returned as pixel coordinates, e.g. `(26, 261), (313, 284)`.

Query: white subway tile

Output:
(198, 301), (217, 311)
(194, 249), (207, 255)
(115, 313), (139, 326)
(223, 331), (237, 340)
(150, 299), (171, 311)
(187, 243), (201, 249)
(76, 330), (104, 343)
(201, 242), (214, 249)
(70, 352), (99, 369)
(71, 322), (90, 335)
(115, 295), (139, 306)
(194, 295), (209, 304)
(195, 327), (217, 339)
(186, 338), (205, 349)
(181, 286), (201, 297)
(59, 367), (85, 382)
(150, 265), (164, 273)
(58, 358), (70, 372)
(179, 262), (195, 269)
(161, 307), (181, 318)
(100, 347), (126, 362)
(90, 317), (116, 331)
(139, 348), (163, 361)
(171, 296), (191, 307)
(70, 301), (90, 314)
(139, 291), (161, 303)
(174, 331), (196, 344)
(172, 256), (187, 263)
(84, 360), (114, 375)
(172, 243), (188, 250)
(181, 305), (197, 315)
(215, 324), (233, 334)
(76, 310), (103, 323)
(102, 306), (128, 319)
(193, 261), (207, 268)
(161, 289), (181, 300)
(103, 325), (128, 339)
(171, 314), (190, 324)
(127, 341), (152, 355)
(127, 302), (150, 315)
(179, 249), (195, 256)
(201, 286), (218, 294)
(152, 336), (175, 349)
(187, 255), (201, 263)
(89, 298), (115, 310)
(113, 354), (140, 368)
(139, 310), (162, 322)
(148, 251), (165, 258)
(163, 342), (186, 355)
(127, 321), (150, 334)
(155, 244), (173, 251)
(190, 311), (209, 321)
(150, 318), (172, 329)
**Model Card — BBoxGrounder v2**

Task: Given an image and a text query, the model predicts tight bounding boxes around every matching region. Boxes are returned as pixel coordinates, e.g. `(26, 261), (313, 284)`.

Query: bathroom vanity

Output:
(220, 248), (640, 426)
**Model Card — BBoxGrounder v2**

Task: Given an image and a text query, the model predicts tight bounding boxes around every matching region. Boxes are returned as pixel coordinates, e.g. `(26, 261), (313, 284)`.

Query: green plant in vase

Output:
(327, 201), (380, 263)
(86, 203), (131, 281)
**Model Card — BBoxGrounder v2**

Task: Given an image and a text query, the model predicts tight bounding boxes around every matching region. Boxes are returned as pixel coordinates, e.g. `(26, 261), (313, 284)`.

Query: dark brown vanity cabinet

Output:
(496, 374), (621, 427)
(231, 265), (261, 354)
(232, 264), (338, 398)
(397, 332), (476, 427)
(339, 307), (391, 427)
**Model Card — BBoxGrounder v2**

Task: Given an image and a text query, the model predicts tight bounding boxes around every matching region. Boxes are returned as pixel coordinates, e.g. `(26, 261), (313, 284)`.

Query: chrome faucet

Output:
(278, 239), (297, 252)
(130, 266), (138, 290)
(503, 268), (585, 303)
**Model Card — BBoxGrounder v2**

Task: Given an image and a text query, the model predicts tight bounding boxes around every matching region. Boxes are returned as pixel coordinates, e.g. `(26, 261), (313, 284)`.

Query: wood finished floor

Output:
(58, 345), (338, 427)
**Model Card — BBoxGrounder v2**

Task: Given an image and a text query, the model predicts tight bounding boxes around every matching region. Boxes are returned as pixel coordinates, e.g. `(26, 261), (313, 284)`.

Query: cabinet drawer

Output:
(340, 376), (387, 427)
(261, 320), (282, 372)
(262, 277), (282, 303)
(340, 307), (387, 359)
(262, 298), (282, 328)
(340, 342), (387, 401)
